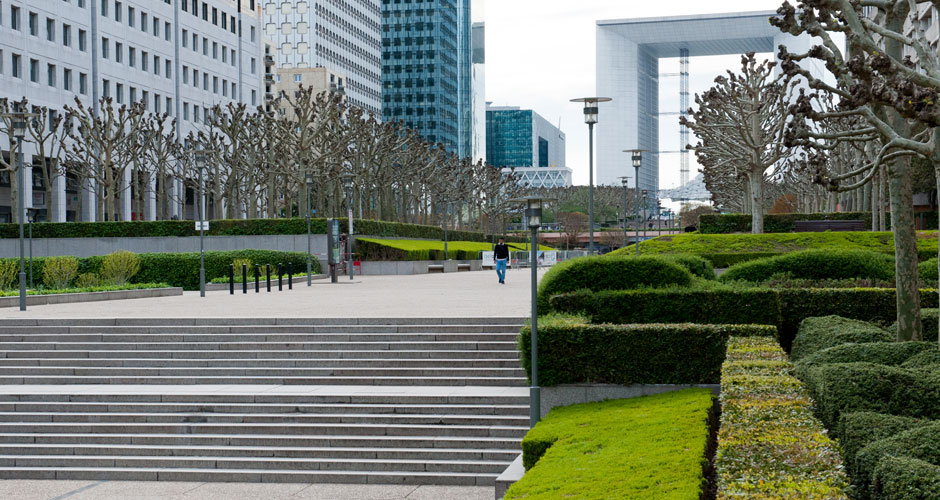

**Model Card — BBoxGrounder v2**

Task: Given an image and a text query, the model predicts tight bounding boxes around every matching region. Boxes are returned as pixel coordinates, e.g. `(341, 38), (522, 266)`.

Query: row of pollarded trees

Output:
(685, 1), (940, 342)
(0, 86), (527, 229)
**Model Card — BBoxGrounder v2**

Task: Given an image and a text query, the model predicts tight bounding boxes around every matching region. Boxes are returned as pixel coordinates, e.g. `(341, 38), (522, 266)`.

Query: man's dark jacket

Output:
(494, 243), (510, 260)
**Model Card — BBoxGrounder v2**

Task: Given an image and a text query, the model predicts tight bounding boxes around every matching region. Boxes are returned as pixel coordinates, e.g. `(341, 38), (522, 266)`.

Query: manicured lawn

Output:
(358, 238), (552, 253)
(626, 231), (937, 256)
(504, 388), (714, 500)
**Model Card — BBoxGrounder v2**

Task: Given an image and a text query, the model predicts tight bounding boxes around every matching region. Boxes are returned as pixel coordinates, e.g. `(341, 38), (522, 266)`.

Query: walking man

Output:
(494, 238), (510, 285)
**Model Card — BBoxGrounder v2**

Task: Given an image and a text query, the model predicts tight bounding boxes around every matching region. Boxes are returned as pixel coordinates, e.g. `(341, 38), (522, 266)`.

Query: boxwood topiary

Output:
(837, 412), (927, 468)
(790, 316), (893, 362)
(536, 255), (693, 311)
(902, 348), (940, 370)
(719, 249), (895, 283)
(656, 254), (716, 280)
(872, 455), (940, 500)
(794, 342), (935, 380)
(854, 422), (940, 499)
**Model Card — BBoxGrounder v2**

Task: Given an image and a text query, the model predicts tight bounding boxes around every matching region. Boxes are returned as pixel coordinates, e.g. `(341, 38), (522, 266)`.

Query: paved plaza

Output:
(0, 269), (545, 319)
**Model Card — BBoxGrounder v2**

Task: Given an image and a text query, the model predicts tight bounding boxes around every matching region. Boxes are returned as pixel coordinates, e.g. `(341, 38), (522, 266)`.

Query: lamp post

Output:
(305, 171), (314, 286)
(341, 171), (355, 280)
(441, 197), (449, 261)
(624, 150), (645, 256)
(617, 176), (630, 249)
(194, 147), (207, 298)
(3, 112), (37, 311)
(27, 208), (35, 289)
(571, 97), (612, 255)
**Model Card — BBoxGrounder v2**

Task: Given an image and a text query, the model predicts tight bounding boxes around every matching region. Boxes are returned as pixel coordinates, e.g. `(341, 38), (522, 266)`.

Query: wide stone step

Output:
(0, 376), (528, 386)
(0, 325), (524, 335)
(0, 422), (528, 438)
(0, 443), (520, 461)
(0, 317), (525, 327)
(1, 349), (522, 360)
(0, 433), (522, 450)
(0, 367), (527, 378)
(0, 411), (529, 426)
(0, 466), (499, 485)
(0, 358), (524, 368)
(0, 341), (519, 351)
(0, 402), (530, 416)
(0, 333), (521, 343)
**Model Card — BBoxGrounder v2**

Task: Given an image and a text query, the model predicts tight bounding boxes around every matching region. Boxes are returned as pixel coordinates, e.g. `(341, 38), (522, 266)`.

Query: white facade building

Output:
(471, 22), (485, 164)
(0, 0), (265, 222)
(262, 0), (381, 115)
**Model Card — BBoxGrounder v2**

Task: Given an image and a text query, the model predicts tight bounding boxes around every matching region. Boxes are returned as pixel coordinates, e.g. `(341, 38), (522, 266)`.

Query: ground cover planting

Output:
(503, 389), (715, 500)
(0, 282), (172, 297)
(355, 238), (550, 261)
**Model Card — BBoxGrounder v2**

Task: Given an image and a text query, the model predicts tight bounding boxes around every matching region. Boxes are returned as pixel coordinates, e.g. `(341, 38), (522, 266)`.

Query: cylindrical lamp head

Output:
(305, 171), (314, 185)
(194, 149), (206, 166)
(11, 118), (27, 139)
(641, 189), (648, 201)
(525, 198), (542, 228)
(632, 151), (642, 168)
(583, 105), (599, 125)
(342, 173), (354, 191)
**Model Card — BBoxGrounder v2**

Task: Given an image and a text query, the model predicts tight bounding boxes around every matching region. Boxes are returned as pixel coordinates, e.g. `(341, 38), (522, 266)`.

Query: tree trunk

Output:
(888, 157), (922, 341)
(748, 171), (763, 234)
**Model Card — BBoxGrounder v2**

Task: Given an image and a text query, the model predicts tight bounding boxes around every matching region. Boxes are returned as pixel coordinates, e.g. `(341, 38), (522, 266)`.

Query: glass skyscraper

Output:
(381, 0), (472, 158)
(486, 106), (565, 170)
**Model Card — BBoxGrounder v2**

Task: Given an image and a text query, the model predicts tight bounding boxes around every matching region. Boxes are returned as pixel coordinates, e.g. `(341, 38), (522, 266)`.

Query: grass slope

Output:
(358, 238), (552, 253)
(504, 388), (714, 500)
(625, 231), (938, 256)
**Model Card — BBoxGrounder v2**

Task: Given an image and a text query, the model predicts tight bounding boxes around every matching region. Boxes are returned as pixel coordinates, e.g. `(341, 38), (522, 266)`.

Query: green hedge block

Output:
(699, 252), (782, 268)
(653, 254), (716, 280)
(872, 455), (940, 500)
(697, 212), (906, 234)
(536, 256), (693, 311)
(790, 316), (893, 362)
(836, 412), (928, 469)
(804, 362), (940, 430)
(518, 318), (775, 386)
(854, 422), (940, 499)
(505, 389), (714, 499)
(719, 249), (896, 283)
(794, 342), (935, 380)
(902, 348), (940, 370)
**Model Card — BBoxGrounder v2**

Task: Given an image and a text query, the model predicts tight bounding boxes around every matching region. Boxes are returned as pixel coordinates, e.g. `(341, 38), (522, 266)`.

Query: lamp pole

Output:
(624, 150), (645, 256)
(195, 147), (206, 298)
(3, 112), (37, 311)
(618, 177), (629, 249)
(342, 171), (355, 280)
(442, 197), (449, 261)
(305, 171), (314, 286)
(28, 209), (34, 289)
(571, 97), (612, 255)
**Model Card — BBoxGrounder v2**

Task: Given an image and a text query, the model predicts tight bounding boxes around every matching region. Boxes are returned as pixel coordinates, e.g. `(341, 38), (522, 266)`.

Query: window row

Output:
(181, 29), (242, 67)
(181, 65), (239, 98)
(100, 38), (173, 80)
(2, 51), (90, 95)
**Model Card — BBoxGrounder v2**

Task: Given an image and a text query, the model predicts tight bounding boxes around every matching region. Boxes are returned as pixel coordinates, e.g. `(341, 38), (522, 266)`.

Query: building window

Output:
(102, 78), (110, 98)
(29, 58), (38, 82)
(141, 51), (148, 71)
(222, 78), (227, 97)
(153, 55), (160, 75)
(45, 18), (54, 41)
(251, 26), (256, 42)
(62, 24), (71, 47)
(154, 93), (160, 113)
(152, 17), (158, 37)
(164, 21), (170, 41)
(142, 90), (148, 110)
(212, 42), (217, 59)
(166, 97), (172, 115)
(230, 15), (235, 34)
(221, 13), (226, 30)
(182, 29), (188, 47)
(128, 6), (134, 27)
(194, 105), (200, 124)
(202, 72), (207, 90)
(79, 72), (87, 94)
(115, 82), (123, 103)
(211, 7), (217, 25)
(203, 38), (208, 56)
(141, 12), (147, 33)
(28, 11), (37, 36)
(251, 89), (256, 106)
(250, 58), (256, 74)
(213, 76), (218, 94)
(183, 65), (188, 84)
(293, 74), (301, 83)
(183, 102), (189, 120)
(165, 60), (171, 78)
(101, 37), (109, 59)
(201, 3), (207, 21)
(114, 1), (121, 22)
(78, 29), (87, 51)
(192, 68), (198, 87)
(10, 5), (19, 31)
(63, 68), (72, 91)
(115, 42), (122, 63)
(128, 47), (135, 67)
(129, 86), (136, 102)
(221, 45), (227, 63)
(47, 63), (55, 86)
(230, 49), (235, 66)
(231, 82), (236, 97)
(100, 0), (107, 17)
(192, 33), (197, 51)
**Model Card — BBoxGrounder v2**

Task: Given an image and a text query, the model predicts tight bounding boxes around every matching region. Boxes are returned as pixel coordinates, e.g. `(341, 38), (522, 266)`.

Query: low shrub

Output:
(518, 316), (775, 386)
(719, 249), (896, 283)
(698, 211), (893, 234)
(99, 250), (141, 286)
(537, 256), (693, 311)
(0, 282), (170, 297)
(0, 260), (16, 290)
(41, 256), (79, 289)
(646, 254), (716, 280)
(918, 257), (937, 282)
(803, 362), (940, 429)
(74, 273), (100, 288)
(794, 342), (935, 380)
(836, 412), (928, 469)
(505, 389), (714, 499)
(716, 337), (848, 499)
(901, 348), (940, 369)
(853, 422), (940, 498)
(872, 455), (940, 500)
(790, 316), (894, 362)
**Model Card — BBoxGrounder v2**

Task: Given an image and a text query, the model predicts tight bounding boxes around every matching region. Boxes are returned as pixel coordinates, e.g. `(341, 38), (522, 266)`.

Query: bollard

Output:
(288, 263), (293, 290)
(278, 264), (283, 291)
(266, 264), (271, 292)
(229, 265), (234, 295)
(255, 265), (260, 293)
(242, 264), (248, 294)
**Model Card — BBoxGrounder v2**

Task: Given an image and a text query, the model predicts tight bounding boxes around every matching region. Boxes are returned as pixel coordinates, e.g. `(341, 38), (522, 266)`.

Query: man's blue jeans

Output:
(496, 259), (507, 282)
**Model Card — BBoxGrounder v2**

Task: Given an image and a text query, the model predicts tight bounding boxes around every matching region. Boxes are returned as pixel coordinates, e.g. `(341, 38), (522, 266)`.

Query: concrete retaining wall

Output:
(0, 287), (183, 308)
(359, 260), (483, 275)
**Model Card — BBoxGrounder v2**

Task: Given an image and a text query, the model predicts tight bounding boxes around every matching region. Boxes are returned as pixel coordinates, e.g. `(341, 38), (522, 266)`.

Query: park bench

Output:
(794, 220), (867, 232)
(427, 264), (445, 273)
(456, 263), (471, 272)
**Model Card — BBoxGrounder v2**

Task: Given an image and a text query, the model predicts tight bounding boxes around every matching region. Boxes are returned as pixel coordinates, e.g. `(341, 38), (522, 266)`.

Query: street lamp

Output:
(3, 111), (38, 311)
(618, 176), (630, 249)
(571, 97), (612, 255)
(305, 171), (314, 286)
(194, 147), (207, 298)
(341, 170), (355, 280)
(27, 208), (36, 289)
(624, 150), (645, 256)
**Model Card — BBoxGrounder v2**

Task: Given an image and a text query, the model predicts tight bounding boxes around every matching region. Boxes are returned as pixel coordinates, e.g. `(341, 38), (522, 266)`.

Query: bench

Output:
(456, 264), (471, 272)
(794, 220), (867, 232)
(427, 264), (445, 273)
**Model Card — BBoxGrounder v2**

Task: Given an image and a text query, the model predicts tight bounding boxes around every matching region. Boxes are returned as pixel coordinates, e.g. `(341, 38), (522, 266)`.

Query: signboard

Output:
(195, 221), (210, 231)
(540, 251), (558, 267)
(482, 251), (495, 268)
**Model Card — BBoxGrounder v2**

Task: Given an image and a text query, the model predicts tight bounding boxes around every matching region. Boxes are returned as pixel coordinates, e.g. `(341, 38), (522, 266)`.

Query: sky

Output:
(481, 0), (790, 189)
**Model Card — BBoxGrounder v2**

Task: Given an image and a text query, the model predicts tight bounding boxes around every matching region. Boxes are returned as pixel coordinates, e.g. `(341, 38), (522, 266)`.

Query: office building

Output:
(486, 104), (569, 188)
(382, 0), (472, 157)
(261, 0), (381, 115)
(0, 0), (265, 222)
(471, 21), (485, 163)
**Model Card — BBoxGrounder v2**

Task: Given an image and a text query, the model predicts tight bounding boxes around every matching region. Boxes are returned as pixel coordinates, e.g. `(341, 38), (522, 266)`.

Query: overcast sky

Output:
(481, 0), (789, 189)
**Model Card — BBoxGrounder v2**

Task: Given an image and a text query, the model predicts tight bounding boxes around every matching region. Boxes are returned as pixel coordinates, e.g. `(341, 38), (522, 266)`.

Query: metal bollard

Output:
(288, 263), (293, 290)
(242, 264), (248, 294)
(278, 264), (283, 291)
(255, 265), (260, 293)
(229, 265), (234, 295)
(266, 264), (271, 292)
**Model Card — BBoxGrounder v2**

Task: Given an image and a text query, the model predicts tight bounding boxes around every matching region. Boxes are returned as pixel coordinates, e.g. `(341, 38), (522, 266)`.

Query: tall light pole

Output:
(625, 150), (645, 256)
(305, 171), (314, 286)
(27, 208), (35, 289)
(3, 112), (37, 311)
(194, 147), (207, 298)
(639, 189), (648, 255)
(571, 97), (612, 255)
(618, 176), (630, 249)
(341, 170), (355, 280)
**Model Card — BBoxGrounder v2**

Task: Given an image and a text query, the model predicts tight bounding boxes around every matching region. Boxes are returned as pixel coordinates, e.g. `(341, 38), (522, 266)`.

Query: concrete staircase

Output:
(0, 318), (528, 485)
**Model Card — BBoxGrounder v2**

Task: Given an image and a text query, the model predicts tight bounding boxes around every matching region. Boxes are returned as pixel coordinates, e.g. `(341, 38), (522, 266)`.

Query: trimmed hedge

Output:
(790, 316), (894, 362)
(355, 238), (545, 261)
(698, 211), (895, 234)
(893, 308), (940, 341)
(872, 456), (940, 500)
(0, 217), (524, 243)
(716, 337), (848, 499)
(719, 249), (896, 283)
(505, 389), (715, 499)
(536, 256), (694, 311)
(1, 250), (320, 291)
(0, 282), (170, 297)
(901, 348), (940, 369)
(837, 412), (928, 470)
(518, 316), (776, 386)
(853, 422), (940, 498)
(802, 362), (940, 430)
(794, 342), (935, 380)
